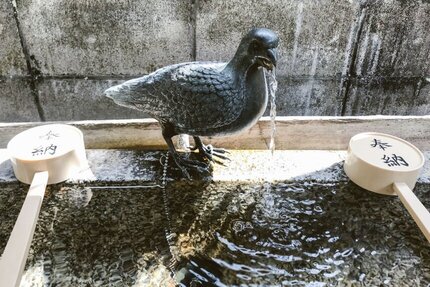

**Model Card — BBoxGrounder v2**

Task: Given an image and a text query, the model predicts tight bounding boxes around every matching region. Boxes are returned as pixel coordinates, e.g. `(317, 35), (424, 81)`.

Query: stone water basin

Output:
(0, 149), (429, 286)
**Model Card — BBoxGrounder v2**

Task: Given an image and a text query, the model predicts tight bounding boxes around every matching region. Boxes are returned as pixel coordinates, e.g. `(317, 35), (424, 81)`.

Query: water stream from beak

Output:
(263, 69), (278, 195)
(267, 69), (278, 156)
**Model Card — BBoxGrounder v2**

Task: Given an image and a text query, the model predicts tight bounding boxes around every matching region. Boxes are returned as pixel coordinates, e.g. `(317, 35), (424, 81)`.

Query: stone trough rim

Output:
(0, 115), (429, 151)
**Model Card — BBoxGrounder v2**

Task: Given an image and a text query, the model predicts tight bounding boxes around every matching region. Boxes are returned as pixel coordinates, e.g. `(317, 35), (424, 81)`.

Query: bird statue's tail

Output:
(104, 80), (139, 110)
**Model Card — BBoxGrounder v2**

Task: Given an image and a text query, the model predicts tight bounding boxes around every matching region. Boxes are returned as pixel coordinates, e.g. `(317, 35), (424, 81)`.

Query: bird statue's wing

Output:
(106, 62), (243, 132)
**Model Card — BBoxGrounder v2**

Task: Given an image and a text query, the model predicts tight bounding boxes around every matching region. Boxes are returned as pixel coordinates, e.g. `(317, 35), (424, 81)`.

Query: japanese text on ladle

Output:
(32, 144), (58, 157)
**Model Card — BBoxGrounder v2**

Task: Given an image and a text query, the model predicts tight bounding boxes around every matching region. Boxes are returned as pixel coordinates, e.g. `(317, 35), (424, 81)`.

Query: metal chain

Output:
(160, 151), (178, 276)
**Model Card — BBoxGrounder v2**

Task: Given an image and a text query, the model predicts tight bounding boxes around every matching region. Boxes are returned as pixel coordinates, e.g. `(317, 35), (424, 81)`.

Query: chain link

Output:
(160, 151), (179, 277)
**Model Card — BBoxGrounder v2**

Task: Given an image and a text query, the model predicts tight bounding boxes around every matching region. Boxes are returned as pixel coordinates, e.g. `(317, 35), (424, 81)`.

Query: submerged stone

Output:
(0, 180), (429, 286)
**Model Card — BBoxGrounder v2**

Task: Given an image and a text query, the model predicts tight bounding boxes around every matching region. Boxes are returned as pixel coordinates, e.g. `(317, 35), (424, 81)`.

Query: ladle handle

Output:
(393, 182), (430, 243)
(0, 171), (49, 287)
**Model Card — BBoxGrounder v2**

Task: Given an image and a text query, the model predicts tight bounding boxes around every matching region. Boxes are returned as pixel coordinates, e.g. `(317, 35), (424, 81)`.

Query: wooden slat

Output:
(1, 116), (429, 150)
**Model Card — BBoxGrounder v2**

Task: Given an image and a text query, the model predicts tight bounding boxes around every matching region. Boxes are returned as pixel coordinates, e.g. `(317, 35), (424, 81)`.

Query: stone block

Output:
(0, 1), (27, 76)
(343, 77), (430, 115)
(354, 1), (430, 77)
(196, 0), (357, 77)
(38, 79), (148, 121)
(269, 76), (341, 116)
(16, 0), (193, 75)
(412, 79), (430, 115)
(0, 78), (39, 122)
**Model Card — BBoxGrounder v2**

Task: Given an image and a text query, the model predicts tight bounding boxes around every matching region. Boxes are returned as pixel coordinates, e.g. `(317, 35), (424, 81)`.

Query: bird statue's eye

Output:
(251, 42), (260, 50)
(248, 41), (262, 55)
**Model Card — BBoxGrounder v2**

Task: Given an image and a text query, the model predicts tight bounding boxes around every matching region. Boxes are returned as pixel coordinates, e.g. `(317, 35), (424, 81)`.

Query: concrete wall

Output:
(1, 0), (429, 122)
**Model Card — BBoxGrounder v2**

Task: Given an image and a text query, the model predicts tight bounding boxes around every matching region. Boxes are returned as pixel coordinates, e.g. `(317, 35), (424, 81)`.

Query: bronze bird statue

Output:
(105, 28), (279, 177)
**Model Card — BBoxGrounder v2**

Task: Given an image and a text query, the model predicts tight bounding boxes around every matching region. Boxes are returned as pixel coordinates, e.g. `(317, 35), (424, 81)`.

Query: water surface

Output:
(0, 181), (429, 286)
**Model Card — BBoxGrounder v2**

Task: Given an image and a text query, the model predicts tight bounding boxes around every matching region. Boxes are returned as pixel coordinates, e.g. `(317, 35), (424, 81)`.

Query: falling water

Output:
(263, 69), (278, 194)
(267, 70), (278, 156)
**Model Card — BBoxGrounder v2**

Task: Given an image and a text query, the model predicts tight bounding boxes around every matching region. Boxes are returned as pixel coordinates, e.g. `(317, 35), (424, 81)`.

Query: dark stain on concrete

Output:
(9, 0), (45, 121)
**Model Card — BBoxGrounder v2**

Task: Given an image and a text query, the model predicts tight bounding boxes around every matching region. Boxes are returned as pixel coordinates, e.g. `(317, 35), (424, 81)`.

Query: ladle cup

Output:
(0, 124), (88, 287)
(344, 132), (429, 242)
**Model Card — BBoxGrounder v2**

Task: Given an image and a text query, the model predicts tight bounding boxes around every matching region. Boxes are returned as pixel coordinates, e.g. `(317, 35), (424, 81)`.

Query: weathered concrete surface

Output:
(343, 78), (430, 115)
(15, 0), (193, 75)
(196, 0), (355, 78)
(353, 1), (430, 78)
(0, 0), (27, 76)
(0, 78), (39, 122)
(271, 77), (341, 116)
(1, 0), (430, 123)
(38, 79), (146, 121)
(415, 80), (430, 115)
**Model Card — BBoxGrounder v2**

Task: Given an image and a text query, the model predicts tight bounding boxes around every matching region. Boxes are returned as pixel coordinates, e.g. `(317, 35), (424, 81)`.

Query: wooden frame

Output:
(1, 116), (429, 150)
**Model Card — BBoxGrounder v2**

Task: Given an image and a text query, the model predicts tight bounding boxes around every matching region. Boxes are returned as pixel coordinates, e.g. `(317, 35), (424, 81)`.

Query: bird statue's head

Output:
(245, 28), (279, 71)
(227, 28), (279, 73)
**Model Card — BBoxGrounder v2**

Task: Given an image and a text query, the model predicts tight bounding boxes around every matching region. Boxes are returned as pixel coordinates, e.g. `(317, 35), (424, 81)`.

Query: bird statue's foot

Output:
(171, 152), (210, 179)
(190, 138), (231, 165)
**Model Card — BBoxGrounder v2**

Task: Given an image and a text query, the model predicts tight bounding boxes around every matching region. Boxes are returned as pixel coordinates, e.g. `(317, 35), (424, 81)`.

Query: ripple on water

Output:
(176, 182), (430, 286)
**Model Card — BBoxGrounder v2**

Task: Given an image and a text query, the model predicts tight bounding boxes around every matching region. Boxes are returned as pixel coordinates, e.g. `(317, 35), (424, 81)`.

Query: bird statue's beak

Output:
(268, 48), (277, 68)
(257, 48), (278, 71)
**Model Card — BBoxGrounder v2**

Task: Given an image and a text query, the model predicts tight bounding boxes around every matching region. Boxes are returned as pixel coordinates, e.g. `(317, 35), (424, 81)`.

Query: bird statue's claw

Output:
(172, 154), (211, 179)
(208, 146), (231, 155)
(190, 139), (231, 164)
(199, 144), (231, 163)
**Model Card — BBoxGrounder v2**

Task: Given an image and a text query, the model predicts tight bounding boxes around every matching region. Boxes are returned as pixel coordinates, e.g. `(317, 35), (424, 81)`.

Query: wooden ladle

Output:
(0, 124), (88, 287)
(344, 132), (429, 242)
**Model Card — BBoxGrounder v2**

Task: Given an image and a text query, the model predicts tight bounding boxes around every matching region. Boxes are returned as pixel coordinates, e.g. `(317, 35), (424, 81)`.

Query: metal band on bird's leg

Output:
(177, 134), (190, 152)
